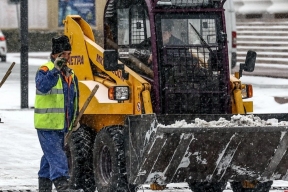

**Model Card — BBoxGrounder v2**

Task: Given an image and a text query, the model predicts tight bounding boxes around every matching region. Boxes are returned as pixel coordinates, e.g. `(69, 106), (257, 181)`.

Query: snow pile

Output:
(158, 114), (288, 128)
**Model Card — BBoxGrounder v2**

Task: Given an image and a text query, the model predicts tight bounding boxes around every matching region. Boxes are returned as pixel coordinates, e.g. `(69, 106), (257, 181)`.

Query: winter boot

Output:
(53, 176), (70, 192)
(38, 177), (52, 192)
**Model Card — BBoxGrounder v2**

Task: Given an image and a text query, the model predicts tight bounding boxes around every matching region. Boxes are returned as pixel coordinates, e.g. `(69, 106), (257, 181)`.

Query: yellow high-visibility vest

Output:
(34, 61), (77, 130)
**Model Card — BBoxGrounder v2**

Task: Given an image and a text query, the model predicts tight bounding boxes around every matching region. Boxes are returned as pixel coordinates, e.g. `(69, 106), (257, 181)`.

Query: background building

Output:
(0, 0), (288, 58)
(0, 0), (106, 51)
(1, 0), (288, 30)
(0, 0), (104, 30)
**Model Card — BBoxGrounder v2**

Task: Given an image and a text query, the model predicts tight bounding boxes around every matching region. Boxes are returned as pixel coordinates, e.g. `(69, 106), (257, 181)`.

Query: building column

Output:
(95, 0), (106, 46)
(47, 0), (58, 30)
(233, 0), (244, 13)
(267, 0), (288, 13)
(238, 0), (272, 14)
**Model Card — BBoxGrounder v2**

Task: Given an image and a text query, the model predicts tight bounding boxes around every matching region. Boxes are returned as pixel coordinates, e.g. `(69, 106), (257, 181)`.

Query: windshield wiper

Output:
(189, 22), (223, 71)
(189, 22), (213, 54)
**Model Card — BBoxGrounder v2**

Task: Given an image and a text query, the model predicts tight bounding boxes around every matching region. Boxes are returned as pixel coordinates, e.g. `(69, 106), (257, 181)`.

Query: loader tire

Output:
(230, 181), (273, 192)
(68, 124), (96, 192)
(188, 181), (227, 192)
(93, 126), (137, 192)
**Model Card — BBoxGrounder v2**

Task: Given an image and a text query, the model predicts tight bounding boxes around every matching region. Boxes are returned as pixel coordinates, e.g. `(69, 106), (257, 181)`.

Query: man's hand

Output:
(54, 54), (67, 71)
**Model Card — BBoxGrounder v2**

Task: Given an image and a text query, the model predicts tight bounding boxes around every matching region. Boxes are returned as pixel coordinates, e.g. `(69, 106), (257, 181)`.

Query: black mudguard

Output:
(124, 113), (288, 186)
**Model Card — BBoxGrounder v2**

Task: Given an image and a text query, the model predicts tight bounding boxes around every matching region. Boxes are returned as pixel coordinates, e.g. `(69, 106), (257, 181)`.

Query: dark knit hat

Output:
(52, 35), (71, 54)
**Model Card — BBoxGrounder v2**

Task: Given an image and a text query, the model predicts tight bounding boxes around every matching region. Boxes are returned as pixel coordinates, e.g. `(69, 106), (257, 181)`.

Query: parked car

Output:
(224, 0), (237, 70)
(0, 30), (7, 62)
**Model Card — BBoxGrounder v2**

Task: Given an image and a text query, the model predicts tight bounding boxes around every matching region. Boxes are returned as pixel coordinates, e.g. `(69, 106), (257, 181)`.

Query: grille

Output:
(156, 0), (220, 7)
(171, 0), (210, 6)
(131, 7), (147, 44)
(160, 46), (228, 114)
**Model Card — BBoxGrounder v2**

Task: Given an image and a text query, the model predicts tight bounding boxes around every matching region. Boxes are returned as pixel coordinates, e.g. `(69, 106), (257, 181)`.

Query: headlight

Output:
(108, 86), (129, 101)
(241, 84), (253, 98)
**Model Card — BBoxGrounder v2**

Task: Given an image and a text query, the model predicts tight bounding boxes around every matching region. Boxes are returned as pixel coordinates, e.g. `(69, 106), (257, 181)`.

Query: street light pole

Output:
(20, 0), (29, 108)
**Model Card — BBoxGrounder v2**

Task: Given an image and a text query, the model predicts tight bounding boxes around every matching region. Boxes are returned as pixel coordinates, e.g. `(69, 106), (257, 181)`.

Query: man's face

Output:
(53, 51), (71, 63)
(162, 30), (172, 45)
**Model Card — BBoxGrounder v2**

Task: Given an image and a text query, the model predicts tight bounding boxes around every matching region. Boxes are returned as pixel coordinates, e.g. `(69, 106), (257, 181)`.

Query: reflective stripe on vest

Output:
(34, 61), (77, 130)
(36, 88), (63, 95)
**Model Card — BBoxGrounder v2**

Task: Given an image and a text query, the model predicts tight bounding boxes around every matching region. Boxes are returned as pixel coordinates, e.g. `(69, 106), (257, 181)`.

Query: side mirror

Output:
(103, 50), (129, 80)
(239, 50), (256, 77)
(103, 50), (122, 71)
(243, 50), (256, 72)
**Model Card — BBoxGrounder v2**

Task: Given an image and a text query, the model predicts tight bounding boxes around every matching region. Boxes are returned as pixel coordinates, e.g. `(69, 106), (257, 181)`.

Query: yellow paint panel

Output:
(81, 114), (127, 132)
(64, 16), (94, 81)
(79, 81), (133, 115)
(231, 100), (253, 114)
(243, 101), (253, 113)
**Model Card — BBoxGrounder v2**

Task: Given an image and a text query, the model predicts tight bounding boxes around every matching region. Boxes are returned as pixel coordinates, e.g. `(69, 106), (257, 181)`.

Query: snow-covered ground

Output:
(1, 53), (288, 191)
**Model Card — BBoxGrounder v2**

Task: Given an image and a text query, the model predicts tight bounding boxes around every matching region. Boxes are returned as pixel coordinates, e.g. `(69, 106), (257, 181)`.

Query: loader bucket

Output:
(124, 113), (288, 185)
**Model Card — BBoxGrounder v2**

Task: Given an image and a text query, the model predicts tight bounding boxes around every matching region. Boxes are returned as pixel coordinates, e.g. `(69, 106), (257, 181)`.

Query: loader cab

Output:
(104, 0), (151, 72)
(104, 0), (231, 114)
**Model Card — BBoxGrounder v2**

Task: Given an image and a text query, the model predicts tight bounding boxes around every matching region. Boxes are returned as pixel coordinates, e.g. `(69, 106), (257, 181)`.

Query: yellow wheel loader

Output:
(63, 0), (288, 191)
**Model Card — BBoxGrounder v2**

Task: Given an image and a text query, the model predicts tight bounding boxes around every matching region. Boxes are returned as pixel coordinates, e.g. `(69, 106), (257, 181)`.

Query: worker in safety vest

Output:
(34, 35), (79, 191)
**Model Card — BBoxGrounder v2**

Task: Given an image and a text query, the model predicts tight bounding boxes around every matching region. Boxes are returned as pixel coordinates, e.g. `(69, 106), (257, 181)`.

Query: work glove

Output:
(54, 56), (67, 71)
(62, 65), (73, 77)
